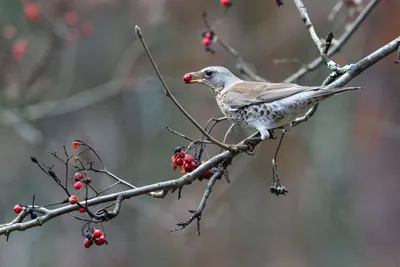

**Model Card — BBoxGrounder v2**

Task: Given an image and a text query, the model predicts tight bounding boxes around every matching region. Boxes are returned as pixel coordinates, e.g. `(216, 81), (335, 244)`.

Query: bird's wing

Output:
(223, 81), (319, 109)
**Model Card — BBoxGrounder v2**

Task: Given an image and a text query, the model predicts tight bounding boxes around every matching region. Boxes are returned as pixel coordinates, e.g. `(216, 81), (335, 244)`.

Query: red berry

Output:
(183, 74), (192, 83)
(205, 32), (213, 40)
(74, 172), (84, 181)
(220, 0), (232, 7)
(202, 37), (211, 46)
(24, 3), (40, 22)
(78, 207), (86, 213)
(69, 195), (78, 204)
(13, 204), (22, 214)
(175, 158), (183, 166)
(84, 177), (92, 184)
(93, 229), (102, 239)
(190, 161), (197, 169)
(84, 238), (93, 248)
(64, 11), (79, 26)
(184, 155), (194, 163)
(97, 235), (106, 245)
(12, 39), (28, 61)
(74, 181), (82, 190)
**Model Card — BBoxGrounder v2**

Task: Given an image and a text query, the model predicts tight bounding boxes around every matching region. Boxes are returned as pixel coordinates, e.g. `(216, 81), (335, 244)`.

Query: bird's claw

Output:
(243, 137), (261, 154)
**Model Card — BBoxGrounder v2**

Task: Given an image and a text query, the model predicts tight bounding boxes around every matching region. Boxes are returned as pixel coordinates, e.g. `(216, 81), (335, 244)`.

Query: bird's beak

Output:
(183, 71), (204, 84)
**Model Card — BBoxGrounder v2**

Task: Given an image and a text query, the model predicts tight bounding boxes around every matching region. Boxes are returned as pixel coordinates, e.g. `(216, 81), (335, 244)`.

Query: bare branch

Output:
(285, 0), (380, 83)
(293, 0), (343, 71)
(328, 37), (400, 88)
(171, 169), (222, 235)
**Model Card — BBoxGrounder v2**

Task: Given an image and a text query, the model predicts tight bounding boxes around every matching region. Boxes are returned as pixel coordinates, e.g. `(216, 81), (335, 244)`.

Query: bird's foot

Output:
(243, 135), (262, 155)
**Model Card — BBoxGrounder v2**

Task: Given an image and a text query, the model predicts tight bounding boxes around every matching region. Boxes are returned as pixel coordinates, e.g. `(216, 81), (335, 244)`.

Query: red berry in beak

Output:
(205, 32), (213, 40)
(220, 0), (232, 7)
(202, 37), (211, 46)
(183, 74), (192, 83)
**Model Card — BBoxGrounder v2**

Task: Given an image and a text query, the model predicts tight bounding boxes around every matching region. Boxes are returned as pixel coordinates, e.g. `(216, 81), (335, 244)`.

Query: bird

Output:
(183, 66), (363, 143)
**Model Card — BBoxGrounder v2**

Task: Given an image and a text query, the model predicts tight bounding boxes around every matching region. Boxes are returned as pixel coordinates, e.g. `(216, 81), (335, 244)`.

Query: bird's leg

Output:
(270, 129), (288, 196)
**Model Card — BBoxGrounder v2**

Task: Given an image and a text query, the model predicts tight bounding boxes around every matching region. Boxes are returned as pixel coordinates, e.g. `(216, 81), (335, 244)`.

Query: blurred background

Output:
(0, 0), (399, 266)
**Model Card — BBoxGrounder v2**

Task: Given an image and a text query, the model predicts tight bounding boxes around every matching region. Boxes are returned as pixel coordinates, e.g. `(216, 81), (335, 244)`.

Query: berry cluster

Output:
(4, 2), (95, 62)
(73, 172), (92, 190)
(201, 31), (216, 53)
(84, 228), (108, 248)
(170, 147), (216, 180)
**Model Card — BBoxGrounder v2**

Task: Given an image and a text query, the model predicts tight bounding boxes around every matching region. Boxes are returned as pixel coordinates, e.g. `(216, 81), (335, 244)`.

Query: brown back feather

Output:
(223, 81), (320, 109)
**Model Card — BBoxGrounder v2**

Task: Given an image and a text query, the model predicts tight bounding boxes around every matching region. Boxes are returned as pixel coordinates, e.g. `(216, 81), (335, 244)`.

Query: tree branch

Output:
(285, 0), (380, 83)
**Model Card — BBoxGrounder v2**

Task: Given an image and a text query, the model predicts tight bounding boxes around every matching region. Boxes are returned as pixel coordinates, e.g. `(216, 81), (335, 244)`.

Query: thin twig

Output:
(135, 25), (231, 151)
(202, 13), (267, 82)
(171, 170), (222, 235)
(165, 125), (211, 144)
(292, 0), (342, 71)
(328, 0), (344, 22)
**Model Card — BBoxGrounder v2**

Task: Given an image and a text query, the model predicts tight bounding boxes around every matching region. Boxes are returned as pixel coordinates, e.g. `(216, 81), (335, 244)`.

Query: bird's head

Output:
(183, 66), (241, 95)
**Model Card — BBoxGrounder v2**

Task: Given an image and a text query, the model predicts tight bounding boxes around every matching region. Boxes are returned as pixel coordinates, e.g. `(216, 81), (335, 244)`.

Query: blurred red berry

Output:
(78, 207), (86, 213)
(12, 39), (28, 61)
(74, 181), (82, 190)
(84, 238), (93, 248)
(202, 37), (211, 46)
(64, 11), (78, 26)
(79, 20), (93, 36)
(84, 177), (92, 184)
(74, 172), (84, 181)
(205, 32), (213, 40)
(220, 0), (232, 7)
(72, 141), (80, 149)
(93, 229), (102, 239)
(13, 204), (23, 214)
(23, 2), (40, 22)
(69, 195), (78, 204)
(3, 26), (16, 40)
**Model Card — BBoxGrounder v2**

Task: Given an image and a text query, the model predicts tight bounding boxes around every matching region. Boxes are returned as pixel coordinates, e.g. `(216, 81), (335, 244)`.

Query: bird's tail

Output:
(313, 86), (365, 99)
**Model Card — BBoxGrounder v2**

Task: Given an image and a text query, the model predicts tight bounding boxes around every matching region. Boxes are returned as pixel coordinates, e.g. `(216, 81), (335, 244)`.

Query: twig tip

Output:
(135, 25), (142, 38)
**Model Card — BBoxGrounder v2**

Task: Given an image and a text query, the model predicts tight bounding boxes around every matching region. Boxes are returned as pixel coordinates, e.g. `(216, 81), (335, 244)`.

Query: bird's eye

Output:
(204, 70), (213, 77)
